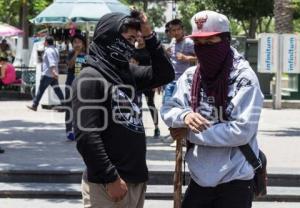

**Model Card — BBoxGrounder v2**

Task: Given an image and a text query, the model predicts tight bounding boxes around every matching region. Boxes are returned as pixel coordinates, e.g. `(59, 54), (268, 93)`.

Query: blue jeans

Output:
(65, 73), (75, 132)
(162, 81), (176, 104)
(33, 76), (64, 107)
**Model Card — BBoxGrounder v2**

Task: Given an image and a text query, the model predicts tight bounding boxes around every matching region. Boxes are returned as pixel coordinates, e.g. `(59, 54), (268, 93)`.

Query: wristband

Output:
(143, 31), (156, 40)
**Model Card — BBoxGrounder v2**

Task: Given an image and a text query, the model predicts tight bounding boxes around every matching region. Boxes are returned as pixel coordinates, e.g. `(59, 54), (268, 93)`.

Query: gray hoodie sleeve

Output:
(188, 82), (264, 147)
(160, 67), (195, 128)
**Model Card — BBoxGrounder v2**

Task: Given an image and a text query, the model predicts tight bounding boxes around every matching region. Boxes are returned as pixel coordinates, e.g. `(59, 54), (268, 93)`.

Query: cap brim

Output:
(185, 31), (222, 38)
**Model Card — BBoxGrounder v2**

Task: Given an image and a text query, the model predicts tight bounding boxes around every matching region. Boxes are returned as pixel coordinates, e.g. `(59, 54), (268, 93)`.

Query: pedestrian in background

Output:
(65, 34), (86, 141)
(27, 36), (64, 111)
(0, 55), (16, 89)
(163, 19), (197, 145)
(132, 33), (160, 138)
(161, 10), (264, 208)
(163, 18), (196, 104)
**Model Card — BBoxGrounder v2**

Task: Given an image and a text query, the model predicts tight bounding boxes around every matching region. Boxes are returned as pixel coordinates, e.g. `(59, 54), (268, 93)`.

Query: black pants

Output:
(182, 179), (254, 208)
(33, 76), (64, 107)
(138, 89), (158, 126)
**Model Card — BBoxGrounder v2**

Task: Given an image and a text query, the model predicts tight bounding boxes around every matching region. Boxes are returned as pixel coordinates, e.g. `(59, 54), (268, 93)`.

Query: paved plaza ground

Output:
(0, 95), (300, 207)
(0, 97), (300, 174)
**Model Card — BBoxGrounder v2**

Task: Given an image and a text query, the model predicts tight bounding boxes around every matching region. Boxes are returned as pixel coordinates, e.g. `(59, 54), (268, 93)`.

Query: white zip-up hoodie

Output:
(161, 47), (264, 187)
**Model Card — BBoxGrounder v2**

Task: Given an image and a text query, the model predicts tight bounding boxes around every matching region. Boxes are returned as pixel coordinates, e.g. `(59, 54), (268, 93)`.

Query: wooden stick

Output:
(173, 139), (183, 208)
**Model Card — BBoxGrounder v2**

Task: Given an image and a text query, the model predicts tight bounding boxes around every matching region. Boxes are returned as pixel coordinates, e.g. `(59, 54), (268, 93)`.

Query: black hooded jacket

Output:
(72, 13), (174, 184)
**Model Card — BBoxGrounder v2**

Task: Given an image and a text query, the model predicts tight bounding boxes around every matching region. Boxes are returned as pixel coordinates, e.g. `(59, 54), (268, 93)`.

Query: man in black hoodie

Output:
(72, 11), (174, 208)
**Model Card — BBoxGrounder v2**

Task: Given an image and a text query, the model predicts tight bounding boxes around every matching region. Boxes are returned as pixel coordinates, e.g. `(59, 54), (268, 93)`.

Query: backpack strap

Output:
(239, 144), (262, 171)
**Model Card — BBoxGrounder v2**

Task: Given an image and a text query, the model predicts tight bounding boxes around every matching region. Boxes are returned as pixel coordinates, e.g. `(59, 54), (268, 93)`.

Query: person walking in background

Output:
(27, 36), (64, 111)
(72, 11), (174, 208)
(65, 34), (86, 141)
(161, 10), (264, 208)
(163, 18), (196, 105)
(0, 55), (16, 89)
(132, 34), (160, 138)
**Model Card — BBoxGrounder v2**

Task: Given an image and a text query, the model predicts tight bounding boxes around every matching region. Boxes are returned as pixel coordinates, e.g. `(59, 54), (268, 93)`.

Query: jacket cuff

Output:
(145, 32), (161, 51)
(179, 110), (192, 126)
(103, 167), (119, 183)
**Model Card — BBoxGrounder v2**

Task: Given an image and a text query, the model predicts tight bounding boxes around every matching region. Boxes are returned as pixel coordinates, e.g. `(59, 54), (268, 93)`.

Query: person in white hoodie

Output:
(160, 10), (264, 208)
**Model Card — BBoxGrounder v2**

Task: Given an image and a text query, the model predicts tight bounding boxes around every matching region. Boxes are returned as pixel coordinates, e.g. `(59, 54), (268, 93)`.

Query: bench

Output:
(1, 79), (22, 91)
(1, 67), (36, 97)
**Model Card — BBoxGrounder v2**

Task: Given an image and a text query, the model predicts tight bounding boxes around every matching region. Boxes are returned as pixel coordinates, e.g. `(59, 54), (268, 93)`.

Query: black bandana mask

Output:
(85, 12), (139, 94)
(106, 35), (135, 63)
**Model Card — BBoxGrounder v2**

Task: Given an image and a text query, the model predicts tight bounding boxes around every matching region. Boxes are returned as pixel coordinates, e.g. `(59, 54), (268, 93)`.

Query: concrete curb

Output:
(263, 100), (300, 109)
(1, 170), (300, 187)
(1, 183), (300, 202)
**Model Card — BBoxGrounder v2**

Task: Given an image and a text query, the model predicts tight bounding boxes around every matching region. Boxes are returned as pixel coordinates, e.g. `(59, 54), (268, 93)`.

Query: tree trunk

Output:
(19, 2), (23, 29)
(258, 18), (263, 34)
(143, 0), (148, 12)
(22, 0), (29, 50)
(274, 0), (294, 33)
(248, 17), (257, 38)
(265, 17), (273, 33)
(240, 20), (248, 37)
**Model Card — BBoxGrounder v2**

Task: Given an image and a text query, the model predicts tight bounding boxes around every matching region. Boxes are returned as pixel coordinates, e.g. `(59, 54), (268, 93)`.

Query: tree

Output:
(293, 0), (300, 32)
(274, 0), (294, 33)
(177, 0), (275, 37)
(120, 0), (167, 28)
(0, 0), (20, 26)
(29, 0), (53, 20)
(0, 0), (52, 37)
(0, 0), (52, 27)
(177, 0), (207, 34)
(146, 3), (167, 28)
(209, 0), (274, 38)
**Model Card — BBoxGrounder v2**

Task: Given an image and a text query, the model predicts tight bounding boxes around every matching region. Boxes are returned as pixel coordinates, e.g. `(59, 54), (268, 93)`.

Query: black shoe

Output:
(154, 128), (160, 138)
(27, 105), (37, 111)
(0, 147), (5, 154)
(53, 105), (65, 112)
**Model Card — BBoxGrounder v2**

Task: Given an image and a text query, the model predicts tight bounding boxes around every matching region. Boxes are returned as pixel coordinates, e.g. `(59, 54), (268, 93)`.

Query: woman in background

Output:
(0, 55), (16, 89)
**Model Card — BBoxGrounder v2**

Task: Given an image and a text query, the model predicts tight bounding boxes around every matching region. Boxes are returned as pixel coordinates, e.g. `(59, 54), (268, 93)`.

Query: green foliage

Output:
(177, 0), (207, 33)
(289, 1), (300, 32)
(0, 0), (20, 26)
(229, 19), (245, 36)
(209, 0), (274, 37)
(29, 0), (53, 19)
(209, 0), (274, 21)
(0, 0), (52, 27)
(120, 0), (167, 28)
(258, 17), (275, 33)
(147, 3), (166, 28)
(123, 0), (299, 36)
(292, 0), (300, 19)
(177, 0), (274, 38)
